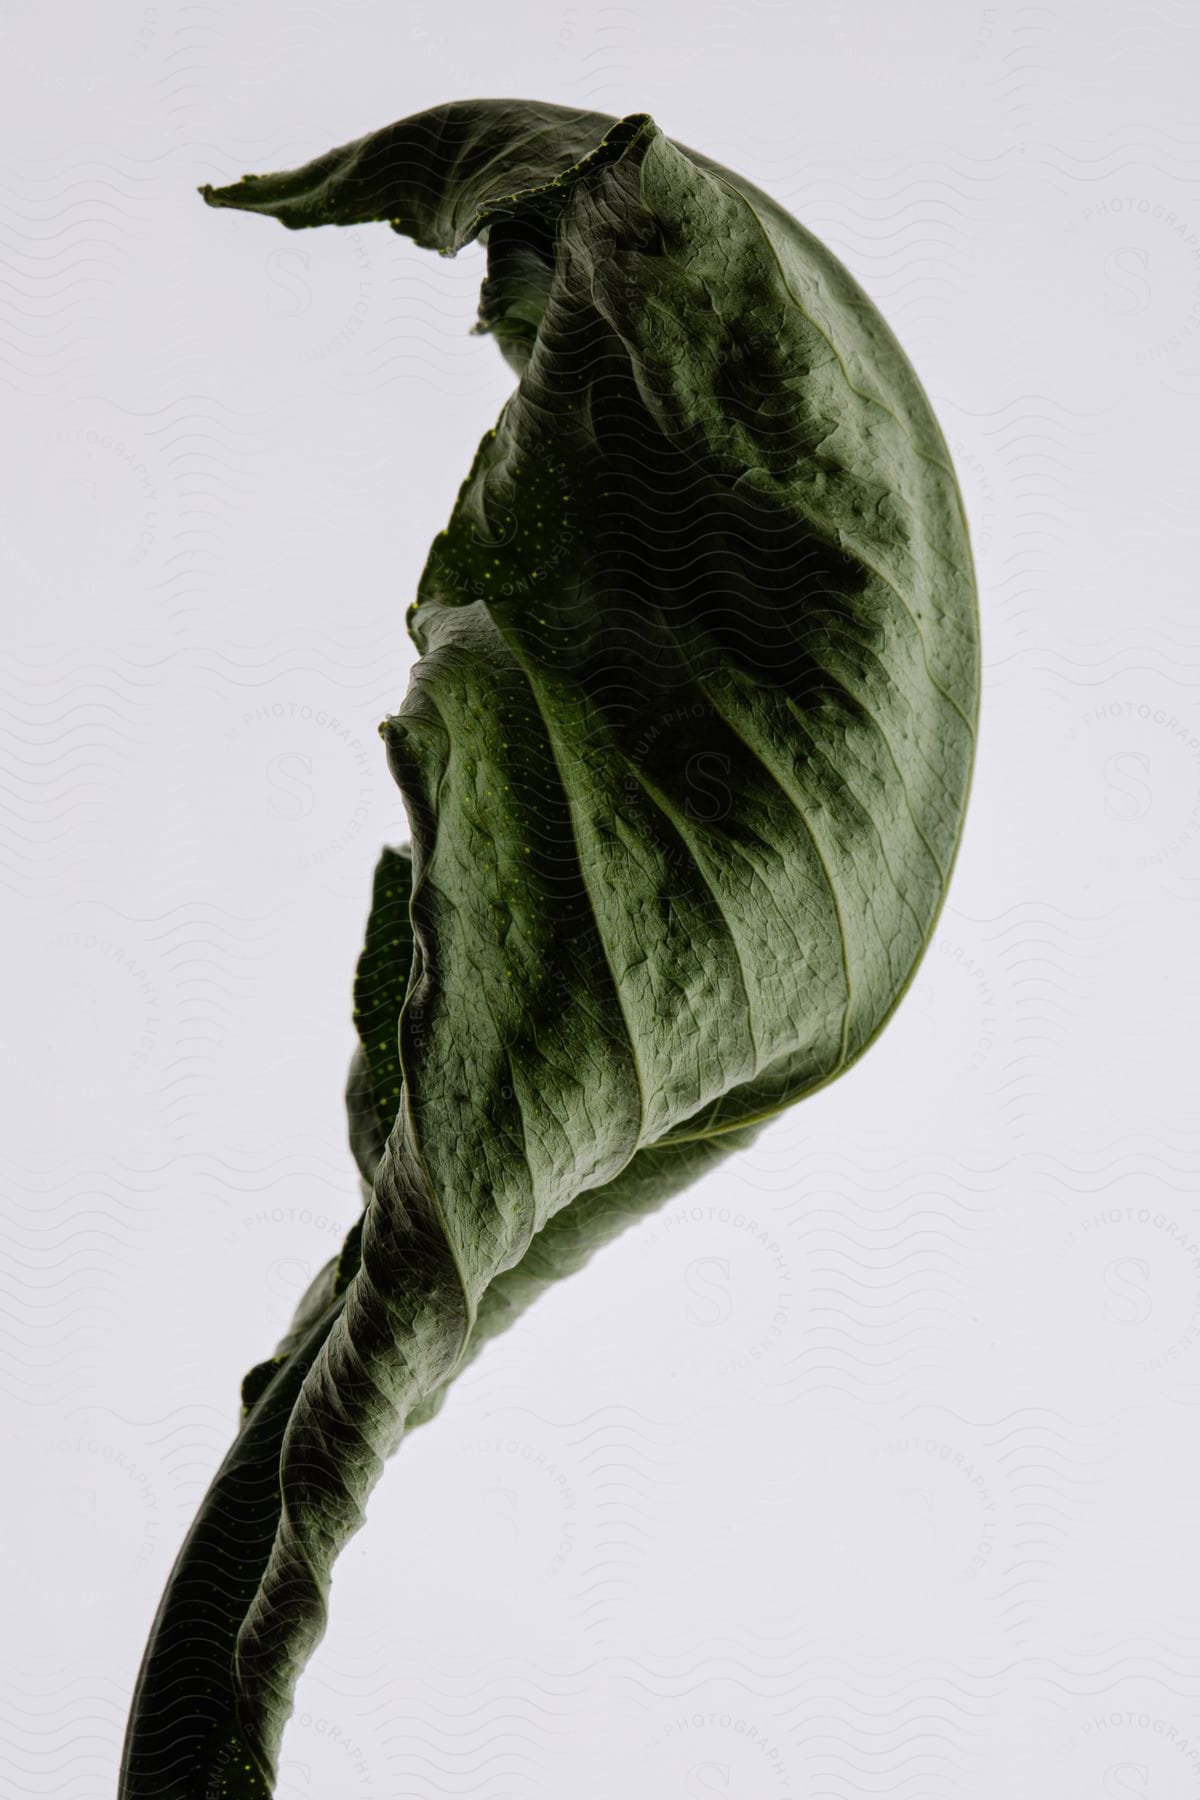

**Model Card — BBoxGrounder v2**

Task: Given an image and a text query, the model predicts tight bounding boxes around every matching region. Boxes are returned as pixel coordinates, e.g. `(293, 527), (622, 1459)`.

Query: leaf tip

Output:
(199, 179), (242, 209)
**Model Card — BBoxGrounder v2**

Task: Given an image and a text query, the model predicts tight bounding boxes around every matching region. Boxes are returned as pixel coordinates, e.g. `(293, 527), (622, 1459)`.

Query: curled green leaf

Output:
(120, 97), (978, 1798)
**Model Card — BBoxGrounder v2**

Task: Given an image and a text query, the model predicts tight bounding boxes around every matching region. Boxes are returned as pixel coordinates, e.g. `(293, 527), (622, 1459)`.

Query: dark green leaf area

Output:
(121, 99), (979, 1800)
(350, 842), (415, 1153)
(238, 1358), (281, 1417)
(395, 118), (976, 1165)
(117, 1300), (343, 1798)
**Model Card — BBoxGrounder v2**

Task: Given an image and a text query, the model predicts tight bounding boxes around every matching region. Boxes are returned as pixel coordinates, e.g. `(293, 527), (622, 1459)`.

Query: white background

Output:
(4, 2), (1200, 1795)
